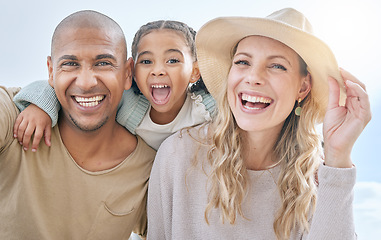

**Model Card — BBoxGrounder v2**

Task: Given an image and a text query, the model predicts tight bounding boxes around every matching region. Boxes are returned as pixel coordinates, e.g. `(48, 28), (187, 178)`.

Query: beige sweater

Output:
(147, 126), (357, 239)
(0, 87), (156, 240)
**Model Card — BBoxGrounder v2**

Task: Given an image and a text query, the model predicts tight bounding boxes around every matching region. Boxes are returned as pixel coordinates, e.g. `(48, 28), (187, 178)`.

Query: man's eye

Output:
(62, 62), (78, 67)
(96, 61), (112, 66)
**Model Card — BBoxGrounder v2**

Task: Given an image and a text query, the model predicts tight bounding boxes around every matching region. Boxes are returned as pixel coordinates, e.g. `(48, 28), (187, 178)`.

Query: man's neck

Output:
(58, 119), (137, 172)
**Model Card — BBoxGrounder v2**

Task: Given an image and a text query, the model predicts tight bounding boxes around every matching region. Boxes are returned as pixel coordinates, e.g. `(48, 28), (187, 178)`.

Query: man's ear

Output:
(298, 73), (311, 100)
(190, 62), (201, 83)
(47, 56), (54, 88)
(124, 57), (134, 90)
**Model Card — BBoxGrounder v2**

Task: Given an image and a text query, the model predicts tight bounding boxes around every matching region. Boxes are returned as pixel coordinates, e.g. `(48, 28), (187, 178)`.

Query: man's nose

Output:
(76, 68), (97, 90)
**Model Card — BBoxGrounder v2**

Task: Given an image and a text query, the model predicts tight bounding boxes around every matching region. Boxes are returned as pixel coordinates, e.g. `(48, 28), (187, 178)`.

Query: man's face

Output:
(48, 27), (132, 132)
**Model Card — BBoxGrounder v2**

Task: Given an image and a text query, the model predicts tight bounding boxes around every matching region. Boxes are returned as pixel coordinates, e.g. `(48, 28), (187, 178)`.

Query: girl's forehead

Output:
(138, 29), (191, 52)
(142, 29), (187, 42)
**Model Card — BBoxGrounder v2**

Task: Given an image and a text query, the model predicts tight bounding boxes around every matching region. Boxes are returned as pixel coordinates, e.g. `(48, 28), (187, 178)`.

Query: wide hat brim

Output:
(196, 9), (346, 120)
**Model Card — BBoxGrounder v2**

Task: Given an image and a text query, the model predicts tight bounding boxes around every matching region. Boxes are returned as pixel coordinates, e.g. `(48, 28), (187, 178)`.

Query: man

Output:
(0, 10), (155, 239)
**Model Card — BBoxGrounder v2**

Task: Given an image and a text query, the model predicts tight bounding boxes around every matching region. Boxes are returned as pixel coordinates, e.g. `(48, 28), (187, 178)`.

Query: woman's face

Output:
(227, 35), (310, 135)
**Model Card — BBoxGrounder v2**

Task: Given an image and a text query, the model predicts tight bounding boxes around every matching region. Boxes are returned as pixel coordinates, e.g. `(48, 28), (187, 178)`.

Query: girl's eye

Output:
(139, 59), (152, 64)
(271, 64), (287, 71)
(234, 60), (249, 66)
(167, 58), (180, 64)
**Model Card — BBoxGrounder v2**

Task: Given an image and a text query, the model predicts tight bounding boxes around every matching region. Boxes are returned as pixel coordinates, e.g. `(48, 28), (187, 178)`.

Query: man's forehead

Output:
(52, 27), (122, 57)
(56, 26), (115, 43)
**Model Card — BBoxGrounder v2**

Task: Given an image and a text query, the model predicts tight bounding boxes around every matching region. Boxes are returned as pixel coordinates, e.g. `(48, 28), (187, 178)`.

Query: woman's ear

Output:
(190, 62), (201, 83)
(298, 73), (311, 100)
(47, 56), (54, 88)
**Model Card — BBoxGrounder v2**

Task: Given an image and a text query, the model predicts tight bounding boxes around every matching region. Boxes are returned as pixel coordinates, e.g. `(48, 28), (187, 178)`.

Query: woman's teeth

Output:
(241, 93), (272, 110)
(241, 94), (272, 104)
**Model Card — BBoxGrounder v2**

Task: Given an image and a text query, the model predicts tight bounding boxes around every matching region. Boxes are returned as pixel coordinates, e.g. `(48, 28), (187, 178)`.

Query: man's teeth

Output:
(152, 84), (169, 88)
(241, 94), (272, 104)
(75, 96), (104, 107)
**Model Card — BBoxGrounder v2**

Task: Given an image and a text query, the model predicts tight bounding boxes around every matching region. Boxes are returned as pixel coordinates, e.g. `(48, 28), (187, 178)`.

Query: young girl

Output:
(13, 20), (215, 150)
(147, 8), (371, 239)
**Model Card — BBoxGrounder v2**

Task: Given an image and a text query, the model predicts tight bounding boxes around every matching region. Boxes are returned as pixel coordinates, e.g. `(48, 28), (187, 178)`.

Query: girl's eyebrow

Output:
(137, 49), (184, 60)
(166, 49), (183, 56)
(136, 50), (152, 59)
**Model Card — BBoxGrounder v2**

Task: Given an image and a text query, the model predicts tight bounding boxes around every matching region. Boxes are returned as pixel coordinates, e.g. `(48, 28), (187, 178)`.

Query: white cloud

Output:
(354, 182), (381, 239)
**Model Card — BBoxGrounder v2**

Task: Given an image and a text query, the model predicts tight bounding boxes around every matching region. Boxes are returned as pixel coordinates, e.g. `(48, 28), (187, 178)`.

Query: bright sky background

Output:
(1, 0), (380, 238)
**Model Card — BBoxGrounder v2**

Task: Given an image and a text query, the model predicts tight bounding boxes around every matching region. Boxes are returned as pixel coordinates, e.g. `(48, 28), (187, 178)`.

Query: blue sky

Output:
(1, 0), (380, 238)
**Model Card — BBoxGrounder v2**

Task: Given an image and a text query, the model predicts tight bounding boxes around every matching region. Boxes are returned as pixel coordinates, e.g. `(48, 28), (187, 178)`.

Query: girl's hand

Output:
(13, 104), (52, 152)
(323, 68), (371, 168)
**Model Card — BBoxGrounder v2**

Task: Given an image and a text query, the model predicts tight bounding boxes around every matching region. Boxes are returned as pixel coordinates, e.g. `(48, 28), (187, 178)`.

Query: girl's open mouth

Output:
(151, 84), (171, 105)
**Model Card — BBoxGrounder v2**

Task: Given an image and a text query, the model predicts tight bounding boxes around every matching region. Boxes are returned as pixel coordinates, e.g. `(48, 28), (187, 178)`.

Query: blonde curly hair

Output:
(203, 56), (323, 239)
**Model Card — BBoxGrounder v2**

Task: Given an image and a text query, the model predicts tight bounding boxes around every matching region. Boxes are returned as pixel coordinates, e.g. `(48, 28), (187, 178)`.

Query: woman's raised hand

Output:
(323, 68), (372, 168)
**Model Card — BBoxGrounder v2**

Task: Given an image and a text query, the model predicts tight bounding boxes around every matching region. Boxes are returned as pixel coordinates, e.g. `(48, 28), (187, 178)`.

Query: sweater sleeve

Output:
(13, 80), (60, 127)
(116, 89), (150, 135)
(305, 163), (357, 239)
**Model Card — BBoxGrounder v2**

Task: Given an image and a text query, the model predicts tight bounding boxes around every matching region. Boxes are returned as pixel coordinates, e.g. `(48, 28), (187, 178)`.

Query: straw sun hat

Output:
(196, 8), (346, 118)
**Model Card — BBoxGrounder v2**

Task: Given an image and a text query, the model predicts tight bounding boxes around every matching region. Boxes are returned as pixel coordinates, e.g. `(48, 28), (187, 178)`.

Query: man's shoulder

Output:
(0, 86), (21, 104)
(135, 136), (156, 158)
(0, 86), (21, 128)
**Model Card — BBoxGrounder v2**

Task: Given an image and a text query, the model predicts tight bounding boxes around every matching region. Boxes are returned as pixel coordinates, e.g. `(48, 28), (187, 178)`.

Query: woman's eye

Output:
(234, 60), (249, 66)
(272, 64), (287, 71)
(167, 58), (180, 64)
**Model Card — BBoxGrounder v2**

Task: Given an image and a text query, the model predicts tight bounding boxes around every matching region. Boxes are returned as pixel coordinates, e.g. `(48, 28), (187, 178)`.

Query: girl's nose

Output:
(150, 63), (166, 77)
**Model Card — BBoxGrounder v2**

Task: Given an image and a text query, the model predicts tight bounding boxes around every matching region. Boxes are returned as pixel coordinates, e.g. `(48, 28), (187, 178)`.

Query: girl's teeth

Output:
(152, 84), (169, 89)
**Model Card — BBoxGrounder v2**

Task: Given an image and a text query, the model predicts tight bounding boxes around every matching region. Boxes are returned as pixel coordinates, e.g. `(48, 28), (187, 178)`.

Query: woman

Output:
(147, 8), (371, 239)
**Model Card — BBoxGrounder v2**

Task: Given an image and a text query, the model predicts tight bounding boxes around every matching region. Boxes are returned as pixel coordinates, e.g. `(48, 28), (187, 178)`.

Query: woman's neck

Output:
(242, 127), (282, 170)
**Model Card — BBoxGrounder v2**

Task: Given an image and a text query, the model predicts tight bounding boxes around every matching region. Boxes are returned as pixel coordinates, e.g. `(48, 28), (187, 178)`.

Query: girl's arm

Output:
(13, 104), (52, 151)
(13, 80), (59, 151)
(115, 89), (150, 134)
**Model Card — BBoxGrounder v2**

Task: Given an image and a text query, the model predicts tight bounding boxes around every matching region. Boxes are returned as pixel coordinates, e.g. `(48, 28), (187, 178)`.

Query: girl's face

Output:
(134, 29), (198, 122)
(227, 36), (310, 135)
